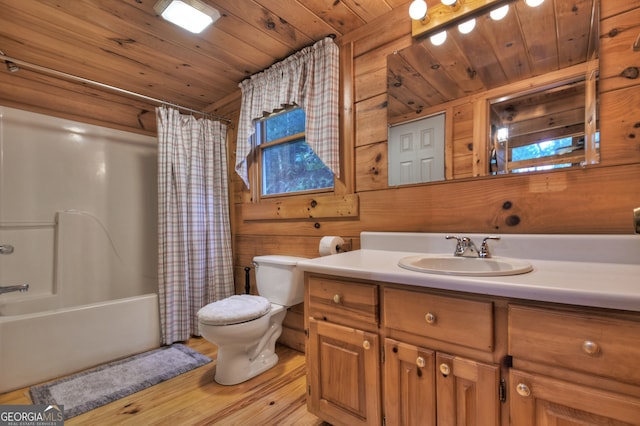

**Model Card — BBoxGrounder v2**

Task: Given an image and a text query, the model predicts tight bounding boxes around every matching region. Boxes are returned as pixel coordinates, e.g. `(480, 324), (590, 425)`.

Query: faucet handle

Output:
(445, 235), (464, 256)
(480, 236), (501, 258)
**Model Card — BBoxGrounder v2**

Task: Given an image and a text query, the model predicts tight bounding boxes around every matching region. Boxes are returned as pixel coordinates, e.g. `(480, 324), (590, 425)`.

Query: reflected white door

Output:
(388, 113), (445, 185)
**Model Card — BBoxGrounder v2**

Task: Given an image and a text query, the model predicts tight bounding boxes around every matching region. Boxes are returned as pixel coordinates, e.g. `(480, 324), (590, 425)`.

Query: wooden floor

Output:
(0, 338), (327, 425)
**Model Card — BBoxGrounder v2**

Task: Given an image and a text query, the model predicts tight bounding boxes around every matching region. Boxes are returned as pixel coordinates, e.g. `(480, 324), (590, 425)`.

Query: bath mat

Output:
(29, 344), (211, 419)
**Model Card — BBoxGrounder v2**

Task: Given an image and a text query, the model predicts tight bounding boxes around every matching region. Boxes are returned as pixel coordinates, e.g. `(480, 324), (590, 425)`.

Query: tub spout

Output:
(0, 284), (29, 295)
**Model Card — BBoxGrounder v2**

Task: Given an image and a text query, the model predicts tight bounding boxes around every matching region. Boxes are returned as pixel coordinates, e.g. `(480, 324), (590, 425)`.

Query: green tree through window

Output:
(258, 108), (334, 196)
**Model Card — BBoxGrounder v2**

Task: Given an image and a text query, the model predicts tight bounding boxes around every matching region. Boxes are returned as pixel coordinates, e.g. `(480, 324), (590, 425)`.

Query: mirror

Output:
(387, 0), (599, 179)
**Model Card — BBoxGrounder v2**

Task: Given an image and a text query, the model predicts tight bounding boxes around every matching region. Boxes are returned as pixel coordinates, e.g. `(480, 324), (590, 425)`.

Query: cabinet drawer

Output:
(509, 305), (640, 385)
(307, 276), (378, 326)
(383, 288), (494, 352)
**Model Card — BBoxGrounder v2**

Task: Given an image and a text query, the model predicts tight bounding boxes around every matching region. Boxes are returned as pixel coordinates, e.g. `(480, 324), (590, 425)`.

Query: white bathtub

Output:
(0, 294), (160, 393)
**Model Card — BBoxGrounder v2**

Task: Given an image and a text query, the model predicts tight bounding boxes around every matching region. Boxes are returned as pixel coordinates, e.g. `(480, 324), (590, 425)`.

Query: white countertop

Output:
(298, 232), (640, 312)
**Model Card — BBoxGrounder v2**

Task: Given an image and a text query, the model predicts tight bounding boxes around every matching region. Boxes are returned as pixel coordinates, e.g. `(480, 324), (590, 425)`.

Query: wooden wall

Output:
(2, 3), (639, 353)
(233, 2), (640, 351)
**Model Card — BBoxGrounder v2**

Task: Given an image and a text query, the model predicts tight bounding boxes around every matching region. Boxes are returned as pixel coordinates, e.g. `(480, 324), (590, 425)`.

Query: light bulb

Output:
(490, 4), (509, 20)
(525, 0), (544, 7)
(458, 18), (476, 34)
(430, 31), (447, 46)
(441, 0), (457, 5)
(409, 0), (428, 20)
(497, 127), (509, 142)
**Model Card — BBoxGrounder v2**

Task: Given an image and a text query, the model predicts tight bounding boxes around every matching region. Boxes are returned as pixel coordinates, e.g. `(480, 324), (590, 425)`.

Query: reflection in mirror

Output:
(489, 74), (599, 174)
(387, 0), (599, 179)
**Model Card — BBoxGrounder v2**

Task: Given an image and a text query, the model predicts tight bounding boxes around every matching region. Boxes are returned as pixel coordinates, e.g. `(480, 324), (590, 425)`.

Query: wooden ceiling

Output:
(0, 0), (409, 116)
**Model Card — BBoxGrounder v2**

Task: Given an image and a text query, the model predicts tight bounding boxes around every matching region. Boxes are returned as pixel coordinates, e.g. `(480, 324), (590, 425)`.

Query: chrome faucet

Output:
(446, 236), (501, 258)
(446, 236), (479, 258)
(0, 284), (29, 295)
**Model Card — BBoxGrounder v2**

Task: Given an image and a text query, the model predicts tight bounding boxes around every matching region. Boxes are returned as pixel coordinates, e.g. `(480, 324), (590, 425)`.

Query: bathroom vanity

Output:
(299, 232), (640, 426)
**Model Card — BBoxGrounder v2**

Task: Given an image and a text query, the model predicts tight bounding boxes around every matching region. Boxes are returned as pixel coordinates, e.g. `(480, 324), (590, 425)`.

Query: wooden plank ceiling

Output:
(0, 0), (409, 115)
(0, 0), (597, 123)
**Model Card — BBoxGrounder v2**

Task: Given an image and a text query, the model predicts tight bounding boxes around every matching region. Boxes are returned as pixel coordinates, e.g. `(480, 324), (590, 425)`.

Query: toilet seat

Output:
(197, 294), (271, 326)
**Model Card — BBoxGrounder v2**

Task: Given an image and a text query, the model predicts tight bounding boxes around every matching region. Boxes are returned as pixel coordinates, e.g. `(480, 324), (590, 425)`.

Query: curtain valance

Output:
(235, 37), (340, 188)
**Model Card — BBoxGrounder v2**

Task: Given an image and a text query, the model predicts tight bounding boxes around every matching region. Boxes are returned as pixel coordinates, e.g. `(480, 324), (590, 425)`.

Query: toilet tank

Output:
(253, 255), (308, 306)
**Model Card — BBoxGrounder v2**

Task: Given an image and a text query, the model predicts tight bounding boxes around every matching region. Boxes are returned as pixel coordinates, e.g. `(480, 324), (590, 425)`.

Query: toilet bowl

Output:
(197, 255), (307, 385)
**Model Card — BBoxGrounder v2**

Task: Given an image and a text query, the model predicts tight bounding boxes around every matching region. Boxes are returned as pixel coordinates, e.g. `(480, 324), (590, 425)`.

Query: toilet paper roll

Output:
(319, 236), (344, 256)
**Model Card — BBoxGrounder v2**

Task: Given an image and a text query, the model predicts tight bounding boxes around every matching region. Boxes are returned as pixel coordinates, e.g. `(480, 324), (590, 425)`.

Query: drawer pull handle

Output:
(416, 356), (426, 368)
(516, 383), (531, 397)
(425, 312), (436, 324)
(439, 363), (450, 376)
(582, 340), (600, 355)
(333, 294), (341, 304)
(363, 340), (371, 350)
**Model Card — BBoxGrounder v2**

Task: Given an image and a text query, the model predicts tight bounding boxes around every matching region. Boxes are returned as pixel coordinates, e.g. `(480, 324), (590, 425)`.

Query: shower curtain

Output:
(156, 106), (234, 345)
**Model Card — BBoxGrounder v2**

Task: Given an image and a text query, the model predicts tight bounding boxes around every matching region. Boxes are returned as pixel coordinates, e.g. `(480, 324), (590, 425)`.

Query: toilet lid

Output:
(197, 294), (272, 326)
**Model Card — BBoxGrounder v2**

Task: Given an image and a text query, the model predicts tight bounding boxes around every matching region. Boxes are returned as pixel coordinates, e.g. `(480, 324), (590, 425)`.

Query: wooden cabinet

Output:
(306, 276), (640, 425)
(305, 276), (381, 426)
(384, 339), (500, 426)
(383, 288), (501, 426)
(384, 339), (437, 425)
(509, 369), (640, 425)
(508, 304), (640, 425)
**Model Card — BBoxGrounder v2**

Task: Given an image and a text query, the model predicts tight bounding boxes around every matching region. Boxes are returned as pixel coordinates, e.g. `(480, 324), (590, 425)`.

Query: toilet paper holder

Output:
(336, 239), (351, 252)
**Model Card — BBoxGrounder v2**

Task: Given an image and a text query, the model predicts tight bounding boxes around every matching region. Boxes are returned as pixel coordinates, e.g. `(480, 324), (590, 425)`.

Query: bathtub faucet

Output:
(0, 284), (29, 295)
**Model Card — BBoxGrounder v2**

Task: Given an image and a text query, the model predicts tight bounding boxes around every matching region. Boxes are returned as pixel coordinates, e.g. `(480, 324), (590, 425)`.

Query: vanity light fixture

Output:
(525, 0), (545, 6)
(430, 30), (448, 46)
(490, 4), (510, 20)
(410, 0), (509, 38)
(409, 0), (429, 21)
(441, 0), (461, 10)
(458, 18), (476, 34)
(154, 0), (220, 34)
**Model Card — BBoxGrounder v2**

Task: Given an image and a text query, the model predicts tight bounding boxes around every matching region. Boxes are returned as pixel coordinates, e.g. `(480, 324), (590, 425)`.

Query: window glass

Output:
(265, 108), (305, 142)
(258, 108), (334, 196)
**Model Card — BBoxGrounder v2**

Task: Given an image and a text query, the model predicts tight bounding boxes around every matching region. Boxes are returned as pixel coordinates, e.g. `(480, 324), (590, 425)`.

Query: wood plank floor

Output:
(0, 338), (327, 425)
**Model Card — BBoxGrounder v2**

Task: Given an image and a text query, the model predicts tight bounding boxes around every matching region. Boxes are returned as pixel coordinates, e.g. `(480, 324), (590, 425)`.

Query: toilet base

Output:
(210, 308), (287, 385)
(214, 348), (279, 386)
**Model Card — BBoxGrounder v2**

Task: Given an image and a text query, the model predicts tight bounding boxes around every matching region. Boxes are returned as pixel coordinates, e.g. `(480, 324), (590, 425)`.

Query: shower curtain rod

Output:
(0, 52), (231, 123)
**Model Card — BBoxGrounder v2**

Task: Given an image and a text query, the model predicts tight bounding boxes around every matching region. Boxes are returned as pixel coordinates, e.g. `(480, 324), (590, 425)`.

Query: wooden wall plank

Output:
(242, 194), (359, 220)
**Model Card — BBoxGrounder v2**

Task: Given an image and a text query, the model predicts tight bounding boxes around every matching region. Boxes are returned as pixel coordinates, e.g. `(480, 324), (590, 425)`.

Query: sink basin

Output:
(398, 255), (533, 276)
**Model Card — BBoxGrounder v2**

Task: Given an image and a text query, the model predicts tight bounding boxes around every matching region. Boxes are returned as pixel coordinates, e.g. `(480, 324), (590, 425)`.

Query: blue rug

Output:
(30, 344), (211, 419)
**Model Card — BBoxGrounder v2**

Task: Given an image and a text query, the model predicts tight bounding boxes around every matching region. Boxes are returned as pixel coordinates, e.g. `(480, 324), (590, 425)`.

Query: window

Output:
(256, 108), (334, 197)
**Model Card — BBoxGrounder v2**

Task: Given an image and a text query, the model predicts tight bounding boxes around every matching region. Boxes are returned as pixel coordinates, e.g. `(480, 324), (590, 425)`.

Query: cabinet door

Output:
(307, 319), (381, 426)
(510, 369), (640, 425)
(384, 339), (437, 426)
(436, 353), (501, 426)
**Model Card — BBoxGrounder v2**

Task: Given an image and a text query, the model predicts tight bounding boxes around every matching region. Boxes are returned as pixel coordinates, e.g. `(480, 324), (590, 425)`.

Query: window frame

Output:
(251, 107), (335, 201)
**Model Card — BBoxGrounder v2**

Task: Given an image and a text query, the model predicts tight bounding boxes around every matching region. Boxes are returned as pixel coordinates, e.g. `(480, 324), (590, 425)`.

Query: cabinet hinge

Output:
(308, 384), (311, 396)
(499, 379), (506, 402)
(304, 328), (309, 338)
(382, 416), (386, 426)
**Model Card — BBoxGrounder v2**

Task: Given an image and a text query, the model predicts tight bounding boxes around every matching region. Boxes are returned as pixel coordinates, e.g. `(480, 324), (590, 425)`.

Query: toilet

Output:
(197, 255), (307, 385)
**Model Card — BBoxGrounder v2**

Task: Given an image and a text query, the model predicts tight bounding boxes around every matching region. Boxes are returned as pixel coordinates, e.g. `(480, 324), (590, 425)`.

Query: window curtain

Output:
(235, 37), (340, 188)
(156, 106), (234, 345)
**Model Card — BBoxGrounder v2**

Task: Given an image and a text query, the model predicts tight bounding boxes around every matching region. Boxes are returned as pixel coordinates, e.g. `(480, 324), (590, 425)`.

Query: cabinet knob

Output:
(363, 340), (371, 350)
(425, 312), (436, 324)
(333, 294), (341, 304)
(516, 383), (531, 397)
(582, 340), (600, 355)
(439, 363), (450, 376)
(416, 356), (426, 368)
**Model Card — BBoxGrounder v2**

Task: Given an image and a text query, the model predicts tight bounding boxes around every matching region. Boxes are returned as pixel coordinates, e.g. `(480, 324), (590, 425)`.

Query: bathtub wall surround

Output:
(0, 106), (160, 393)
